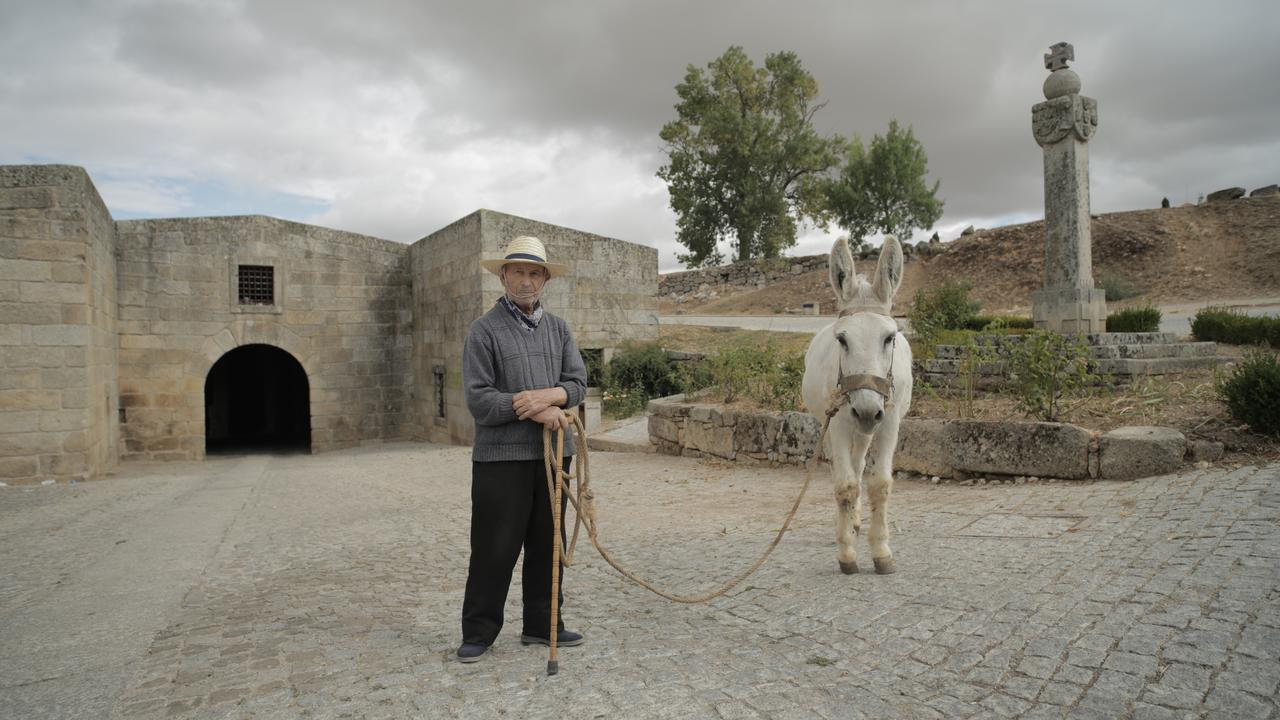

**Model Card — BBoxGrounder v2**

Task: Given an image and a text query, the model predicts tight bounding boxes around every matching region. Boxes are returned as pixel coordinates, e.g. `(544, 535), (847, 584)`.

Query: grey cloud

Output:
(2, 0), (1278, 272)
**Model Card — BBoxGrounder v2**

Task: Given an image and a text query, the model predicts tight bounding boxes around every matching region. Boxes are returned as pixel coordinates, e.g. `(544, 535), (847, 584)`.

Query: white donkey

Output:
(801, 236), (913, 576)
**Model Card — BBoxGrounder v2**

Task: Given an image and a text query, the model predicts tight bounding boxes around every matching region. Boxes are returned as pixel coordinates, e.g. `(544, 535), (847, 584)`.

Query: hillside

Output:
(662, 195), (1280, 316)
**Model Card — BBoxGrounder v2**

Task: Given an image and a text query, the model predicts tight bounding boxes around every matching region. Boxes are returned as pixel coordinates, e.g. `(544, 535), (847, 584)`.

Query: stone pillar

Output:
(1031, 42), (1107, 334)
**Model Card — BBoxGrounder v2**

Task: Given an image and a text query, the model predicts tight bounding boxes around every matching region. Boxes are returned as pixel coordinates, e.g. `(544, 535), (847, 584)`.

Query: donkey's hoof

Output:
(873, 557), (897, 575)
(838, 560), (859, 575)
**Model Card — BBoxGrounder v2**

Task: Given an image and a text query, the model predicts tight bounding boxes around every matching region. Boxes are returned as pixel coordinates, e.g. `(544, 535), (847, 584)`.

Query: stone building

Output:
(0, 165), (657, 484)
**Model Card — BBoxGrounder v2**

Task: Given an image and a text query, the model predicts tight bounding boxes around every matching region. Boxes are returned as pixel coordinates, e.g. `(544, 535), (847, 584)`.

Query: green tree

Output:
(658, 46), (843, 267)
(824, 119), (944, 246)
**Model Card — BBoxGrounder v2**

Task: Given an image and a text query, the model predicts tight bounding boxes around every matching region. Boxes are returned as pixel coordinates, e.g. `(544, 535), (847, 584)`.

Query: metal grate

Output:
(238, 265), (274, 305)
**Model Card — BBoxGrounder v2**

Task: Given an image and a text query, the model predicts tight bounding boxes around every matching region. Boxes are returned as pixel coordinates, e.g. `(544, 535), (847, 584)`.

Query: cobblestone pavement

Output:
(1, 444), (1277, 720)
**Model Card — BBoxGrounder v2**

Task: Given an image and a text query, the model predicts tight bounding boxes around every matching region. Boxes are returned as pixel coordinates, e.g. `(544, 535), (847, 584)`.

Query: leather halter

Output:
(827, 307), (897, 419)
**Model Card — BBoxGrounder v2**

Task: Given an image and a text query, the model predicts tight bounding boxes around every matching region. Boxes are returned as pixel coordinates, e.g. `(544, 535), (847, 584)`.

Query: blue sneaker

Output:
(520, 630), (584, 647)
(456, 642), (489, 663)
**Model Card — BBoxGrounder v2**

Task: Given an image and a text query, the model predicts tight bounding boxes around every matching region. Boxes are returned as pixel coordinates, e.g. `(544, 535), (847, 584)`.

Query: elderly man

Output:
(456, 235), (588, 663)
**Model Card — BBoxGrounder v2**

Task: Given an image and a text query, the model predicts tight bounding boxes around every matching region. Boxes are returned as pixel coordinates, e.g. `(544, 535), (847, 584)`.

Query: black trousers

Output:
(461, 457), (571, 646)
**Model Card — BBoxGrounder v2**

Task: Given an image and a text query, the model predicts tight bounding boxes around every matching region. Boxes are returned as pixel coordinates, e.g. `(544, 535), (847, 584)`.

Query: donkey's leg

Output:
(831, 420), (873, 575)
(866, 422), (901, 575)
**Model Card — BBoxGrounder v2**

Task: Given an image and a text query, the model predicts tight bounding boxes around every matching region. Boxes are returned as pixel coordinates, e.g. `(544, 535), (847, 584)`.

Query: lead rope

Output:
(540, 396), (851, 674)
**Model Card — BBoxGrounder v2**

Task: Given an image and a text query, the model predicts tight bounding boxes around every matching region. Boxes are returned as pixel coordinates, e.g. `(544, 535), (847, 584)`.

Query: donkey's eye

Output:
(883, 334), (894, 347)
(836, 333), (848, 349)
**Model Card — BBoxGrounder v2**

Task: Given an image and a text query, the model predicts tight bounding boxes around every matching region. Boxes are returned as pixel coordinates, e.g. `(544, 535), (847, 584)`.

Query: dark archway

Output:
(205, 344), (311, 455)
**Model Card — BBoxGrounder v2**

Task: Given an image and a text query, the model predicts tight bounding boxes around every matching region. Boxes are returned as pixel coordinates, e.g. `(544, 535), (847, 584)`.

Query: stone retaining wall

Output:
(648, 397), (1202, 480)
(659, 254), (828, 300)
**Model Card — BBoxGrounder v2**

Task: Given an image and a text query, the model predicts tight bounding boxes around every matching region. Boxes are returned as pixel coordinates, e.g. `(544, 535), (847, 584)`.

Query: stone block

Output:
(0, 410), (41, 434)
(0, 187), (55, 209)
(648, 415), (681, 444)
(684, 421), (735, 459)
(40, 451), (87, 477)
(17, 240), (86, 262)
(0, 431), (63, 456)
(778, 412), (821, 459)
(896, 418), (1092, 479)
(1206, 187), (1245, 203)
(734, 412), (781, 454)
(0, 456), (39, 480)
(31, 324), (89, 346)
(1099, 426), (1185, 480)
(647, 396), (689, 418)
(0, 389), (62, 411)
(0, 259), (52, 281)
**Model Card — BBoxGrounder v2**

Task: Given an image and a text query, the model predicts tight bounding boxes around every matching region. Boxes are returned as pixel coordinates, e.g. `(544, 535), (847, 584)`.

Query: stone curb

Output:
(647, 397), (1198, 481)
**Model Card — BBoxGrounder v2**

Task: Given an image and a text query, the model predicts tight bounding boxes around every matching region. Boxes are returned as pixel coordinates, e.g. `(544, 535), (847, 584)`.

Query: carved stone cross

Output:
(1044, 42), (1074, 71)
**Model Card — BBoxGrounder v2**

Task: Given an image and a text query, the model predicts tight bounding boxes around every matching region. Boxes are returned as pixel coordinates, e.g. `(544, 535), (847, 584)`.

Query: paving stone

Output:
(0, 449), (1276, 719)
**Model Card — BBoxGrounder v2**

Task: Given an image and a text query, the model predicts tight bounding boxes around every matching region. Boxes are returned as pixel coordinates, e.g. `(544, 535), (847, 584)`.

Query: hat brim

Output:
(480, 258), (568, 278)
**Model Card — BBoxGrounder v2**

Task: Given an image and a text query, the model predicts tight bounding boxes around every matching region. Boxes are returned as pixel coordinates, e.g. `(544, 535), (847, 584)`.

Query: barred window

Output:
(433, 365), (446, 418)
(238, 265), (274, 305)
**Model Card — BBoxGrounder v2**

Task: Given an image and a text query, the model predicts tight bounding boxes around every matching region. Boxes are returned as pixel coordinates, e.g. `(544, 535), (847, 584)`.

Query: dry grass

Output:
(658, 325), (813, 357)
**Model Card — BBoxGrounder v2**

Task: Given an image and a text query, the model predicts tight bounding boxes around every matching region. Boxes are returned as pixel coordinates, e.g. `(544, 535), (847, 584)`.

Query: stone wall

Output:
(114, 216), (416, 460)
(414, 209), (659, 446)
(658, 254), (828, 300)
(0, 166), (119, 483)
(648, 397), (1192, 480)
(647, 397), (821, 466)
(1, 165), (660, 482)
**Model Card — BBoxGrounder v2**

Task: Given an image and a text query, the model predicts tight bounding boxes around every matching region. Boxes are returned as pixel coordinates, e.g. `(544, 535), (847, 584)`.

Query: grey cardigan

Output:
(463, 301), (588, 462)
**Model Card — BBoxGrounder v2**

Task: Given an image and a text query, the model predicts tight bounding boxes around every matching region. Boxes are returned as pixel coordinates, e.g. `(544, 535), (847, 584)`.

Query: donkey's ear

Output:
(872, 235), (904, 305)
(829, 237), (856, 306)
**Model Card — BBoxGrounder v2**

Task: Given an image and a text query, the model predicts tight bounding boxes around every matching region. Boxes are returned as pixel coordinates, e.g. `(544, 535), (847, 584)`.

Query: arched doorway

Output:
(205, 344), (311, 454)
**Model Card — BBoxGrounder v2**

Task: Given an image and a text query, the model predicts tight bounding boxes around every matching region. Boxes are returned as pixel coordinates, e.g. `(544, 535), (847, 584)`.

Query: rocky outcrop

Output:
(1206, 187), (1246, 203)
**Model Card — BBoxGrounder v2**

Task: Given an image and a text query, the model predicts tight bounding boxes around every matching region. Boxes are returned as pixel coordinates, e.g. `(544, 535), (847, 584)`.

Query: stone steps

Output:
(933, 340), (1216, 361)
(926, 333), (1222, 379)
(1089, 342), (1217, 360)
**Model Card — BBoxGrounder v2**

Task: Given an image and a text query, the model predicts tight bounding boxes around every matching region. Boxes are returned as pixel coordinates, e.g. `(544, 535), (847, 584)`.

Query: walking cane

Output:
(546, 420), (566, 676)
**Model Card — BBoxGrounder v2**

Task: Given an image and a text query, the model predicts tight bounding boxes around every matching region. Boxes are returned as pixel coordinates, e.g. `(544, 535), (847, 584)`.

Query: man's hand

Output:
(513, 387), (568, 420)
(530, 405), (570, 431)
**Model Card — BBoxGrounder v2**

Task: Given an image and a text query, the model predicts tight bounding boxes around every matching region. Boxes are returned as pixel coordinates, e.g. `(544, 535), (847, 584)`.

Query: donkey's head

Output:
(827, 236), (905, 433)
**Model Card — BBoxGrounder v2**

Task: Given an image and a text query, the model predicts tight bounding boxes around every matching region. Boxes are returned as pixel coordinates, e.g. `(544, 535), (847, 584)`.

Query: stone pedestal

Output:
(1031, 43), (1107, 334)
(1031, 286), (1107, 334)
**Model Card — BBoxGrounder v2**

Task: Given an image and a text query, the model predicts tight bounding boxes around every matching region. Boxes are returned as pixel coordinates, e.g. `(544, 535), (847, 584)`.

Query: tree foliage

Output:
(658, 46), (842, 267)
(823, 119), (944, 245)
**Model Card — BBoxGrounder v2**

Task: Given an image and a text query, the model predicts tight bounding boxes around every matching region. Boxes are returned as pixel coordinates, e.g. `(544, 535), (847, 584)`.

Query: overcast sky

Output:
(3, 1), (1278, 271)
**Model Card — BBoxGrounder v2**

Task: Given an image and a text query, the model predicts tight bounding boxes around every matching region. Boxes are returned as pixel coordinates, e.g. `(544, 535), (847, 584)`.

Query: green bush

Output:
(1192, 307), (1280, 346)
(1107, 304), (1162, 333)
(602, 343), (682, 418)
(702, 340), (804, 411)
(908, 280), (982, 356)
(963, 315), (1034, 331)
(1098, 271), (1144, 301)
(1006, 331), (1097, 421)
(1216, 348), (1280, 435)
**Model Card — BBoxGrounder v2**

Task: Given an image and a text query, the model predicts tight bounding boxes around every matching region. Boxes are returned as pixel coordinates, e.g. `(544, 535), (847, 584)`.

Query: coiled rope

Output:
(540, 392), (852, 674)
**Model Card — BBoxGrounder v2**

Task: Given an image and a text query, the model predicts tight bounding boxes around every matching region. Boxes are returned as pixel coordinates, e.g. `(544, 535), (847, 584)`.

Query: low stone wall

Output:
(648, 397), (1205, 480)
(659, 254), (828, 300)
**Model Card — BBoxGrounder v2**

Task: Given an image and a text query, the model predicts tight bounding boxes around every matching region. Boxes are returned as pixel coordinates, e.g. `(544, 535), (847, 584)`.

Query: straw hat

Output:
(480, 236), (568, 278)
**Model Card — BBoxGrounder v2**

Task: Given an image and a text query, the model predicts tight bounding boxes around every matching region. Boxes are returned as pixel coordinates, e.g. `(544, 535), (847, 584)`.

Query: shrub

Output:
(1107, 304), (1162, 333)
(1006, 331), (1097, 421)
(955, 335), (997, 418)
(1216, 348), (1280, 436)
(602, 342), (681, 417)
(1098, 271), (1144, 301)
(963, 315), (1034, 331)
(1192, 307), (1280, 346)
(702, 340), (804, 411)
(908, 280), (982, 356)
